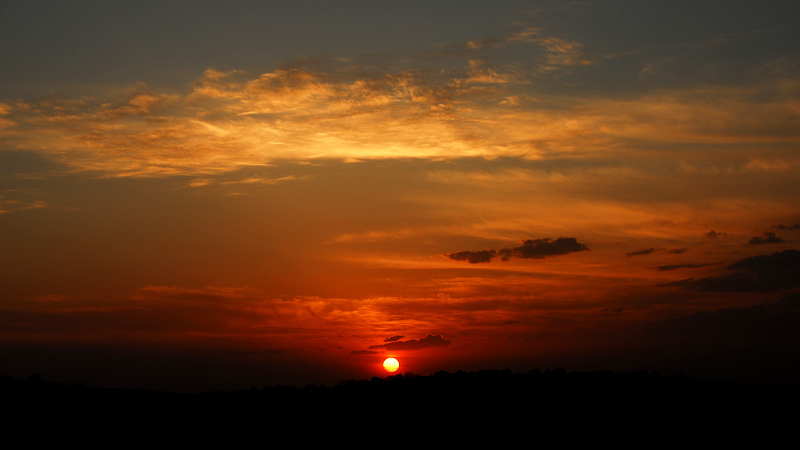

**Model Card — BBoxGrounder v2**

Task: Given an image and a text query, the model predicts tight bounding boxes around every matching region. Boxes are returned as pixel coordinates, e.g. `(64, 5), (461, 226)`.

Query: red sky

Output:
(1, 1), (799, 391)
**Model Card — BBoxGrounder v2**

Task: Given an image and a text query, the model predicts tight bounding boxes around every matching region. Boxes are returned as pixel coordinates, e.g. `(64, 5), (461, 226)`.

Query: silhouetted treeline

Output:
(3, 369), (796, 440)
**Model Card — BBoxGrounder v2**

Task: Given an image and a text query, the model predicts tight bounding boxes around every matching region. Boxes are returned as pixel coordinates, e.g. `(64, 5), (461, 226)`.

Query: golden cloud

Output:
(0, 28), (797, 178)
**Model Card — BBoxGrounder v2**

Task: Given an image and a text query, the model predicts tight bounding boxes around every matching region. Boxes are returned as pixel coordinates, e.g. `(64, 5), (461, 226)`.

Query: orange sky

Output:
(1, 2), (799, 391)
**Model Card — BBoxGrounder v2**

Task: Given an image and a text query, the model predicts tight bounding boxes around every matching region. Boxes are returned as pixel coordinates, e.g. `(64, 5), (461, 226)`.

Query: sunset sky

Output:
(2, 1), (799, 392)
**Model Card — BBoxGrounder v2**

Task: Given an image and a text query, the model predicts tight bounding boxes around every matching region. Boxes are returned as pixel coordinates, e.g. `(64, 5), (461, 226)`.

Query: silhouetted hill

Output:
(4, 369), (796, 442)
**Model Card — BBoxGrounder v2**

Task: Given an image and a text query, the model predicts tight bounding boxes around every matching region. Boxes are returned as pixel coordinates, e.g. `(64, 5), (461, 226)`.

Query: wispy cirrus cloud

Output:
(0, 102), (15, 131)
(0, 190), (50, 214)
(435, 26), (590, 70)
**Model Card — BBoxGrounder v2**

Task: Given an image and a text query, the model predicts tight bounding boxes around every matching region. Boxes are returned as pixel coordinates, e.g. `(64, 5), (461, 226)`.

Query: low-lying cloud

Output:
(748, 231), (785, 245)
(447, 237), (589, 264)
(627, 248), (658, 257)
(368, 334), (452, 351)
(661, 249), (800, 292)
(627, 248), (689, 257)
(656, 263), (717, 271)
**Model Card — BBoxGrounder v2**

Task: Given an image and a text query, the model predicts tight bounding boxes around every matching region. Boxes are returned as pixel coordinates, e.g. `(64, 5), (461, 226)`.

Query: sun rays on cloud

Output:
(1, 24), (797, 179)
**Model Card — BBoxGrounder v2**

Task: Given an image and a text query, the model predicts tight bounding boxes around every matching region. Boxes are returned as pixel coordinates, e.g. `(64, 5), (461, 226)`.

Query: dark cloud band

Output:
(661, 249), (800, 293)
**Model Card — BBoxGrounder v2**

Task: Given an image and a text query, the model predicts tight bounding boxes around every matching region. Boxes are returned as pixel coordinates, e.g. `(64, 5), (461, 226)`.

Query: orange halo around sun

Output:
(383, 357), (399, 373)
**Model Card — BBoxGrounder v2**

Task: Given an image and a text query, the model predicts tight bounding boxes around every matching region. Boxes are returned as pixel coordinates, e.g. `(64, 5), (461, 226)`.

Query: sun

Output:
(382, 357), (399, 373)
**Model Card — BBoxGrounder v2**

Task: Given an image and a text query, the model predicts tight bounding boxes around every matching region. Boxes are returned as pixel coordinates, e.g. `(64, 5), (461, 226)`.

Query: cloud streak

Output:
(627, 248), (688, 257)
(656, 263), (716, 271)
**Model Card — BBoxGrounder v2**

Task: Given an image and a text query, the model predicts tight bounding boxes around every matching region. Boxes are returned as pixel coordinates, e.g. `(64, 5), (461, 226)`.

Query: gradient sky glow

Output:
(2, 1), (799, 391)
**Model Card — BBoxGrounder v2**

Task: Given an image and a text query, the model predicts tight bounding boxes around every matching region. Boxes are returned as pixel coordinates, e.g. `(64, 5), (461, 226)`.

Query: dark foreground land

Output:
(3, 369), (796, 442)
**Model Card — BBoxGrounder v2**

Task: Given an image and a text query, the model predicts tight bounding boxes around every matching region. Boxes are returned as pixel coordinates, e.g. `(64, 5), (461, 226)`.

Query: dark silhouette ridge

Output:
(4, 368), (797, 439)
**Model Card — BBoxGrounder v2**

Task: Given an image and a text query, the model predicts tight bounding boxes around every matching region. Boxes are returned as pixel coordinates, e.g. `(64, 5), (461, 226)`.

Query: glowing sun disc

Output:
(383, 358), (399, 373)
